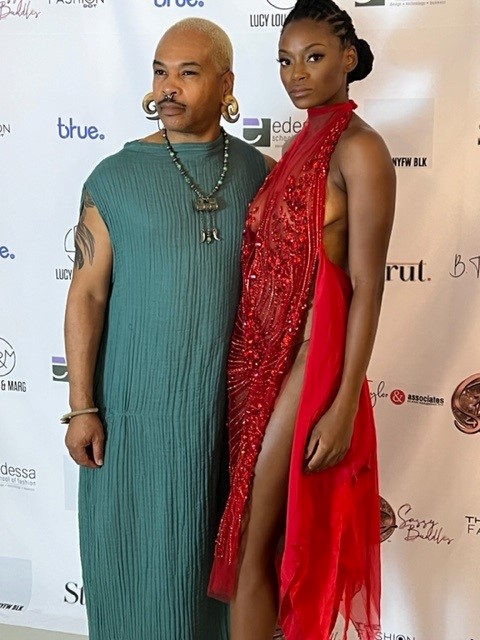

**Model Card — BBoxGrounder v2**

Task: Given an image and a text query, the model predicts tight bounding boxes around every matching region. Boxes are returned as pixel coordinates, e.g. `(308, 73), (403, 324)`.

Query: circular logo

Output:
(0, 337), (16, 377)
(390, 389), (406, 405)
(452, 374), (480, 434)
(266, 0), (295, 9)
(64, 226), (77, 263)
(380, 497), (396, 542)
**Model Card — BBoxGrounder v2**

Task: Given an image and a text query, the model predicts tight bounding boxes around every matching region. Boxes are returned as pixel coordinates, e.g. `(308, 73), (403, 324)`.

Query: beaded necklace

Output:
(163, 128), (229, 244)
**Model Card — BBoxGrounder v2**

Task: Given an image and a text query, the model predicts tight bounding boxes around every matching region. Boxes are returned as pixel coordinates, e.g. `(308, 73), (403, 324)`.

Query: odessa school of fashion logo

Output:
(451, 374), (480, 434)
(0, 461), (37, 491)
(243, 118), (272, 147)
(52, 356), (69, 382)
(355, 0), (385, 6)
(243, 116), (304, 149)
(153, 0), (205, 8)
(57, 117), (105, 141)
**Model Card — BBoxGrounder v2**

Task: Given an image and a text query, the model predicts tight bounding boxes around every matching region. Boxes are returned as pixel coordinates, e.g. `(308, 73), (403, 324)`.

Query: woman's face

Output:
(278, 18), (357, 109)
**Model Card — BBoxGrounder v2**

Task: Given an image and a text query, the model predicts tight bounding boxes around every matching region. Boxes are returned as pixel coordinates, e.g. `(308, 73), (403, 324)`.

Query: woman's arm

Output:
(305, 128), (396, 472)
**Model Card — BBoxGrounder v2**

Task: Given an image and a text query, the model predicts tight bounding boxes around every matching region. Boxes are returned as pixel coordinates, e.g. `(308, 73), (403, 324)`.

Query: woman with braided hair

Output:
(209, 1), (395, 638)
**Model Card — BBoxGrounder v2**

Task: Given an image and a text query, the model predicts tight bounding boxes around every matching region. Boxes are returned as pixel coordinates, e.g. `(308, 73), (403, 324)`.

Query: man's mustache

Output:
(158, 97), (187, 108)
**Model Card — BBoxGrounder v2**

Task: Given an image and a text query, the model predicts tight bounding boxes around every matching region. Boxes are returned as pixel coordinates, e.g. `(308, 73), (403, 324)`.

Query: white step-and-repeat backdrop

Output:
(0, 1), (479, 638)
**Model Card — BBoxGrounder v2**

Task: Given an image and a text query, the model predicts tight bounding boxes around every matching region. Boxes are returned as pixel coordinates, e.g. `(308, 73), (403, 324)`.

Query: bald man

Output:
(64, 18), (274, 640)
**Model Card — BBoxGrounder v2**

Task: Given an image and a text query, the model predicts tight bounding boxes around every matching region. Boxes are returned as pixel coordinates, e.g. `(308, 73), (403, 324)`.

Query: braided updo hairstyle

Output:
(282, 0), (374, 83)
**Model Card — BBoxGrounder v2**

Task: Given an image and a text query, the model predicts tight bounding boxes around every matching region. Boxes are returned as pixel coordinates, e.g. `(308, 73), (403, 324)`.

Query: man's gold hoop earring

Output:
(221, 95), (240, 124)
(142, 92), (161, 121)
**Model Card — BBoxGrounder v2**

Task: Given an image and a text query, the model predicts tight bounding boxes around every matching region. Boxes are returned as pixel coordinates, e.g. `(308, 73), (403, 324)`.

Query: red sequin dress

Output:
(209, 100), (381, 640)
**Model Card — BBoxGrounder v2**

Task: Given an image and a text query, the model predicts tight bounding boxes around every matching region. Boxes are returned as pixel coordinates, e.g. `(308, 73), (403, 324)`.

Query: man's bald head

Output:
(162, 18), (233, 74)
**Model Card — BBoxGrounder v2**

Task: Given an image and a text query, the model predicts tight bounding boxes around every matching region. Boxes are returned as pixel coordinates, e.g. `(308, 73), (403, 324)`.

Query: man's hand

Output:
(304, 407), (354, 473)
(65, 414), (105, 468)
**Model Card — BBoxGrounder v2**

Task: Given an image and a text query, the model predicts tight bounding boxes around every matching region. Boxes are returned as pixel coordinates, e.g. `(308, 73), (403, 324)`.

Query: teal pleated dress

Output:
(78, 134), (268, 640)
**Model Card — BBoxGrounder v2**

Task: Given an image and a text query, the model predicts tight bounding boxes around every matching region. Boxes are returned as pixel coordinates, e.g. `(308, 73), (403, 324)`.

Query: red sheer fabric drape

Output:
(209, 100), (381, 639)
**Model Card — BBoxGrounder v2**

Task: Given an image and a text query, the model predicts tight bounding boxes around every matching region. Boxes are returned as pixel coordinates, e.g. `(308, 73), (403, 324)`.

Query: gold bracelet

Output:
(60, 407), (99, 424)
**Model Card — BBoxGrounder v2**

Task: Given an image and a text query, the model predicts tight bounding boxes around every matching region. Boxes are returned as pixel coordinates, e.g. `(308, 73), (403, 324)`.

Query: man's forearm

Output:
(65, 290), (107, 410)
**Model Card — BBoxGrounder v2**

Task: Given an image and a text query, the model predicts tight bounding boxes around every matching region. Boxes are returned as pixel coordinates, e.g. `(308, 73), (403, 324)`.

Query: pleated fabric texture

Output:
(78, 134), (268, 640)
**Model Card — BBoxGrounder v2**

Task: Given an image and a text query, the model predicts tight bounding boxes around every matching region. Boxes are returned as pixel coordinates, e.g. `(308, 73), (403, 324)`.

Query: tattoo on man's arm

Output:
(83, 190), (95, 209)
(74, 210), (96, 269)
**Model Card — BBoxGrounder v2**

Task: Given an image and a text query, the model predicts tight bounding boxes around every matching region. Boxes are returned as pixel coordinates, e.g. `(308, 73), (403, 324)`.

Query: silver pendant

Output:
(201, 228), (221, 244)
(195, 197), (219, 212)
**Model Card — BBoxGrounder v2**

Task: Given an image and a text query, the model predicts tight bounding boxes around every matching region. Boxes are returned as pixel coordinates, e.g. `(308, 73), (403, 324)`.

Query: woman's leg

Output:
(230, 343), (309, 640)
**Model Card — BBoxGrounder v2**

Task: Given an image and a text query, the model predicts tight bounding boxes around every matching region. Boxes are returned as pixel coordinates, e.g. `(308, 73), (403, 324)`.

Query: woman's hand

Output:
(304, 406), (355, 473)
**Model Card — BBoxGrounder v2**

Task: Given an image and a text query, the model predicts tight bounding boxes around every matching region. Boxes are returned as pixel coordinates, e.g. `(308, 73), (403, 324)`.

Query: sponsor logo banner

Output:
(0, 338), (27, 392)
(57, 117), (105, 141)
(55, 226), (76, 282)
(450, 253), (480, 282)
(356, 0), (385, 5)
(0, 244), (16, 260)
(249, 0), (293, 29)
(48, 0), (104, 7)
(380, 497), (397, 542)
(386, 260), (430, 282)
(452, 374), (480, 434)
(266, 0), (294, 8)
(381, 498), (453, 546)
(358, 0), (446, 6)
(153, 0), (205, 8)
(243, 115), (304, 149)
(52, 356), (69, 382)
(0, 337), (15, 377)
(368, 379), (444, 408)
(0, 461), (37, 491)
(465, 515), (480, 535)
(64, 581), (85, 605)
(0, 0), (41, 21)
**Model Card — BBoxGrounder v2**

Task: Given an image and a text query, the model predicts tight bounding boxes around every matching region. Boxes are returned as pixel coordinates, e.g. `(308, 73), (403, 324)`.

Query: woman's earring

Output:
(221, 95), (240, 124)
(142, 92), (161, 121)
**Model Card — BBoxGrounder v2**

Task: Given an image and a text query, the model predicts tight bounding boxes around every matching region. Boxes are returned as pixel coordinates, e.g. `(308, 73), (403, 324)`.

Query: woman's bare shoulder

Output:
(338, 114), (390, 157)
(335, 114), (393, 176)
